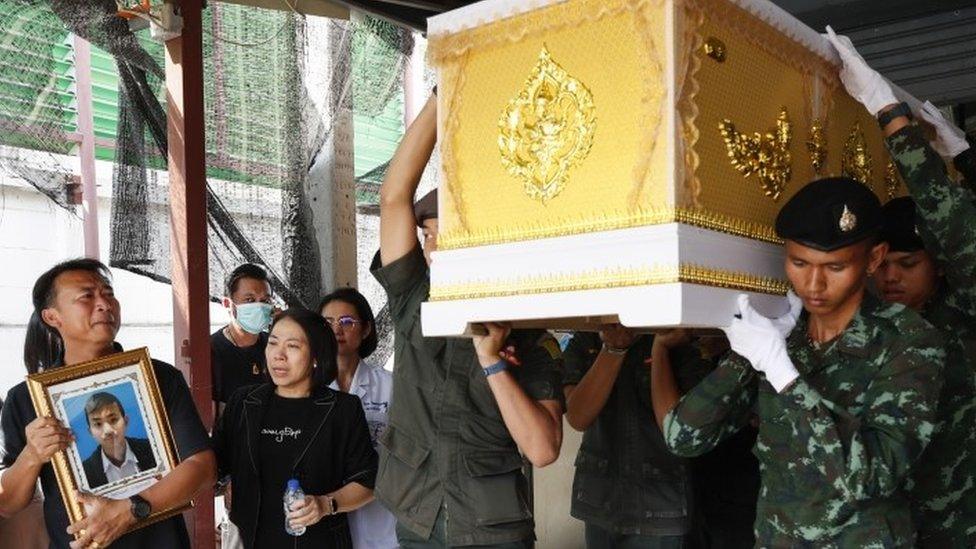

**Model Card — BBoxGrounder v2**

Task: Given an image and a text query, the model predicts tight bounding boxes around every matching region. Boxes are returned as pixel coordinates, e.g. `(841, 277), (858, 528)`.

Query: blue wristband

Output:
(482, 359), (507, 377)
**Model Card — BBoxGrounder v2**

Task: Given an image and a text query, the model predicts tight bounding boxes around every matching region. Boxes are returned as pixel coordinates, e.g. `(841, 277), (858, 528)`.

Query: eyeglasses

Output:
(324, 316), (361, 330)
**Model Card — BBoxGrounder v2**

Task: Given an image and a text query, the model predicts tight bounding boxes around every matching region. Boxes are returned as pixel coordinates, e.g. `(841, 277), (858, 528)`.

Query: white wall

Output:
(534, 420), (585, 549)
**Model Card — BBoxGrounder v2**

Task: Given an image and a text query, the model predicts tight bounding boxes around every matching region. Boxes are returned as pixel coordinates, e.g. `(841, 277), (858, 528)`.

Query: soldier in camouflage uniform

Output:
(660, 173), (946, 546)
(827, 29), (976, 547)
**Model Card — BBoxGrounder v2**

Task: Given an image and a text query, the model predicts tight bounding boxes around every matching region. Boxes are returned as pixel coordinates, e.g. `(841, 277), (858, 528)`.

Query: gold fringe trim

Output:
(428, 0), (664, 64)
(678, 0), (705, 207)
(628, 1), (667, 206)
(436, 205), (781, 250)
(429, 263), (789, 301)
(439, 59), (471, 231)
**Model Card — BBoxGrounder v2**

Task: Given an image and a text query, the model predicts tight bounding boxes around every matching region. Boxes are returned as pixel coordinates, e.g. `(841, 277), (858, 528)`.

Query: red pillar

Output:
(164, 1), (213, 547)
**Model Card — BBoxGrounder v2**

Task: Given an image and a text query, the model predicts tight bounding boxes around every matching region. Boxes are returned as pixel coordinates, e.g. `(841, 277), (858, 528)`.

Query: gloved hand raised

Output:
(721, 294), (800, 392)
(918, 101), (970, 158)
(823, 25), (897, 116)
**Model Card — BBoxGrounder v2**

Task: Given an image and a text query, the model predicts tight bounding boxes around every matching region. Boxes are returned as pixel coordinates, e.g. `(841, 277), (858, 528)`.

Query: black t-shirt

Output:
(211, 328), (268, 404)
(0, 357), (211, 549)
(254, 394), (313, 547)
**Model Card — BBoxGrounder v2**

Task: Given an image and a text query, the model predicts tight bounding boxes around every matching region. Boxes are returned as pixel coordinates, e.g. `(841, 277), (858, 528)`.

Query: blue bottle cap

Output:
(287, 479), (300, 490)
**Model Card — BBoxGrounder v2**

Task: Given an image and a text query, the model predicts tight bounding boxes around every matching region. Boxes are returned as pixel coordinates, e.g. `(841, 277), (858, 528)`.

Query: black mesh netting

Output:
(0, 1), (77, 208)
(0, 0), (415, 366)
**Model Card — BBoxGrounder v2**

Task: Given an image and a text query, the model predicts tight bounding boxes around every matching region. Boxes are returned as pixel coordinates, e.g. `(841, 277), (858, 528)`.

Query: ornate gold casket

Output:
(421, 0), (908, 336)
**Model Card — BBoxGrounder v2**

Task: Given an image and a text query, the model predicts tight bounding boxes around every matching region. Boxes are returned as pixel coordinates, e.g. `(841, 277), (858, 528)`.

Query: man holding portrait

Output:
(0, 258), (214, 549)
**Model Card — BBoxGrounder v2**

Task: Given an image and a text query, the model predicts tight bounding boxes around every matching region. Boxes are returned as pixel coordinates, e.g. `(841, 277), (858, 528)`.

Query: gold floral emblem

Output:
(718, 107), (793, 201)
(498, 46), (596, 203)
(842, 121), (873, 187)
(806, 118), (826, 175)
(838, 204), (857, 232)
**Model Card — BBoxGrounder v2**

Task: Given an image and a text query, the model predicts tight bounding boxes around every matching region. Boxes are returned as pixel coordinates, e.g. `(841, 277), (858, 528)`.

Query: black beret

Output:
(881, 197), (925, 252)
(413, 188), (438, 227)
(775, 177), (882, 252)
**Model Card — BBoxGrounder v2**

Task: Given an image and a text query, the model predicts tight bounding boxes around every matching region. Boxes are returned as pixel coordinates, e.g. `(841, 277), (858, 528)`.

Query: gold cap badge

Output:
(839, 204), (857, 232)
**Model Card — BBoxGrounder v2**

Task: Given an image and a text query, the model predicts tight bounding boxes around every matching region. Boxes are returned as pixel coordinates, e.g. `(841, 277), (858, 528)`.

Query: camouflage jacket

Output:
(663, 293), (945, 547)
(887, 125), (976, 547)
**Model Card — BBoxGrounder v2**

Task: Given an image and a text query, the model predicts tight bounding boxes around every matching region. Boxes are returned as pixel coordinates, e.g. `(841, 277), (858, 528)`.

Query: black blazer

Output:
(82, 437), (157, 489)
(213, 383), (378, 549)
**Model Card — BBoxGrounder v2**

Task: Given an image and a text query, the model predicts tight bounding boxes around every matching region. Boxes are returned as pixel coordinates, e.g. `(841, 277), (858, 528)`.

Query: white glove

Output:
(721, 294), (800, 392)
(918, 101), (970, 158)
(823, 26), (897, 116)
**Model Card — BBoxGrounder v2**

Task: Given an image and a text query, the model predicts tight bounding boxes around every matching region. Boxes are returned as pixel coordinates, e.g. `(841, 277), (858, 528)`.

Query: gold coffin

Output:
(421, 0), (905, 332)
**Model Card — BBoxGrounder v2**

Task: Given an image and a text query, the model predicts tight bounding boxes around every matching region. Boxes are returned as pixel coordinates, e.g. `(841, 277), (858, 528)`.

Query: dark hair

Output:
(270, 307), (338, 390)
(24, 258), (112, 374)
(84, 392), (126, 426)
(316, 287), (377, 359)
(225, 263), (270, 297)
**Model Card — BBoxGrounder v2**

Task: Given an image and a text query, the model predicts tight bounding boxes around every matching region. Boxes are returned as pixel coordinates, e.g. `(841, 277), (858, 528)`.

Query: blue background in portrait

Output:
(63, 381), (149, 460)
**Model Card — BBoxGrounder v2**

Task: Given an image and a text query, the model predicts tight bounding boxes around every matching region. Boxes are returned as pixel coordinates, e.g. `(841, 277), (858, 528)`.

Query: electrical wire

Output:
(115, 0), (162, 25)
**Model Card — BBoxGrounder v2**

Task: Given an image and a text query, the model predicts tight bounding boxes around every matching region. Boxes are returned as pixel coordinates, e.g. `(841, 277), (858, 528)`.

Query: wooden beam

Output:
(217, 0), (350, 19)
(165, 1), (213, 547)
(73, 35), (100, 259)
(326, 0), (434, 31)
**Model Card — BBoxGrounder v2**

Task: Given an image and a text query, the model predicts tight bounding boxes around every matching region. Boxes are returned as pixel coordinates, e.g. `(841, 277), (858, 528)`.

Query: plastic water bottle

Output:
(284, 479), (307, 536)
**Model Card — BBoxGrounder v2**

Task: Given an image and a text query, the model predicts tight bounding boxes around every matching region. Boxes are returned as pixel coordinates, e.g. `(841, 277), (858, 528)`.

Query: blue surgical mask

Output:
(235, 302), (273, 334)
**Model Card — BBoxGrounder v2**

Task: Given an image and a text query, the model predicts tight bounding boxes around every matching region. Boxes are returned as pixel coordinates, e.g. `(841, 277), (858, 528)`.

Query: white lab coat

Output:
(330, 360), (398, 549)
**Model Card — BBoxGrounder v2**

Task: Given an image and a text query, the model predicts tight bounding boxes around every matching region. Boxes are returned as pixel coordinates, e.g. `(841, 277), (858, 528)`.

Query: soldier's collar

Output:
(790, 294), (880, 358)
(833, 293), (882, 357)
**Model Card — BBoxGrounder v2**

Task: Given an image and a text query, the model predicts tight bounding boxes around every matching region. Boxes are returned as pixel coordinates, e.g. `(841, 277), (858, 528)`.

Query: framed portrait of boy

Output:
(26, 347), (186, 533)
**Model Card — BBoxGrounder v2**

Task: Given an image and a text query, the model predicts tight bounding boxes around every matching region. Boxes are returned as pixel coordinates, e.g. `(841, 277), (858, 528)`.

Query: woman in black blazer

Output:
(214, 307), (377, 548)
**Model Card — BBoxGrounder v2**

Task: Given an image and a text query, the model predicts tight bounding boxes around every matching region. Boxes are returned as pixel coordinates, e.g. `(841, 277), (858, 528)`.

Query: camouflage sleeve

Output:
(663, 353), (757, 457)
(886, 125), (976, 313)
(775, 326), (945, 500)
(953, 147), (976, 194)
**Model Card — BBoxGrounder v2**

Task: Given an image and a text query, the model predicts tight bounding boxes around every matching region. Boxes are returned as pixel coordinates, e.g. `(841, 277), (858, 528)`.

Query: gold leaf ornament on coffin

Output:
(498, 46), (597, 203)
(806, 118), (826, 175)
(718, 107), (793, 201)
(842, 121), (873, 187)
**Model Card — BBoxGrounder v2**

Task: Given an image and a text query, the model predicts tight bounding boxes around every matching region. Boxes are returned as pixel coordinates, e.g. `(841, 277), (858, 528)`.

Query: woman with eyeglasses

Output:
(213, 307), (378, 548)
(318, 288), (397, 549)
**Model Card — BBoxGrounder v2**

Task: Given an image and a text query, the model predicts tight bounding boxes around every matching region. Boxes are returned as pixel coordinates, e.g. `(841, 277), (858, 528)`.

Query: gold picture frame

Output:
(26, 348), (188, 537)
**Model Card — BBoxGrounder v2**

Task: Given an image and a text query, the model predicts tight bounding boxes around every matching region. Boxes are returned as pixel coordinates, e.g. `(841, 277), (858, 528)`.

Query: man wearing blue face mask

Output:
(211, 263), (275, 417)
(212, 263), (275, 548)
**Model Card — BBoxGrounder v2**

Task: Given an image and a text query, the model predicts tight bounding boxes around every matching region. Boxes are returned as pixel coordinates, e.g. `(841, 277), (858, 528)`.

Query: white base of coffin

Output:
(421, 282), (790, 336)
(423, 223), (791, 336)
(430, 223), (785, 288)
